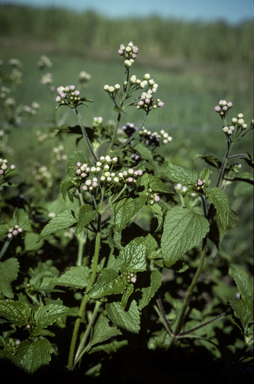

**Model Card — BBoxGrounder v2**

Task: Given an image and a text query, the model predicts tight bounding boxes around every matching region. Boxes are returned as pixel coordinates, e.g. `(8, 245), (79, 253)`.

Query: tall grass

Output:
(0, 4), (253, 66)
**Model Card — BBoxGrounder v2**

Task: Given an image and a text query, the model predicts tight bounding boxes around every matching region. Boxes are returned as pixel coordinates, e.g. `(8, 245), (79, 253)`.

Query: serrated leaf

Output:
(229, 296), (253, 331)
(0, 300), (31, 326)
(12, 338), (52, 374)
(38, 210), (77, 241)
(206, 187), (229, 229)
(144, 234), (158, 259)
(139, 270), (162, 310)
(160, 163), (198, 185)
(90, 339), (128, 355)
(87, 314), (122, 351)
(11, 208), (31, 231)
(106, 300), (140, 333)
(119, 237), (147, 272)
(138, 173), (167, 193)
(56, 265), (90, 289)
(34, 304), (71, 328)
(0, 258), (20, 298)
(76, 204), (96, 234)
(88, 269), (126, 299)
(134, 142), (153, 162)
(161, 206), (210, 267)
(229, 265), (253, 297)
(24, 232), (44, 252)
(113, 195), (147, 232)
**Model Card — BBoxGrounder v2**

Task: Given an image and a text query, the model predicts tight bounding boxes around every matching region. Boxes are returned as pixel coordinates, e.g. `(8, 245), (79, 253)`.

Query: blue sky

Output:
(2, 0), (253, 24)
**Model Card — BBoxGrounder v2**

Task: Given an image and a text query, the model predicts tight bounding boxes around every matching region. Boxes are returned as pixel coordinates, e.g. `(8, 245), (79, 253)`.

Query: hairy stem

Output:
(0, 238), (12, 260)
(74, 108), (97, 162)
(68, 214), (101, 370)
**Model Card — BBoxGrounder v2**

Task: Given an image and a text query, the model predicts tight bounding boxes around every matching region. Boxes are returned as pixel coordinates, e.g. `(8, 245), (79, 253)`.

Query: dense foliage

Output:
(0, 41), (253, 383)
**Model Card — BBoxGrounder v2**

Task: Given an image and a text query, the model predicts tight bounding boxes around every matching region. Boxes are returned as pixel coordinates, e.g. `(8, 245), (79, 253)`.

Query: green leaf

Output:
(0, 300), (31, 326)
(56, 266), (90, 289)
(149, 203), (163, 231)
(34, 304), (71, 328)
(12, 338), (52, 374)
(195, 155), (222, 169)
(0, 258), (20, 298)
(106, 300), (140, 333)
(121, 284), (134, 308)
(24, 232), (44, 252)
(229, 265), (252, 297)
(206, 187), (229, 229)
(144, 234), (158, 260)
(38, 210), (77, 241)
(230, 296), (253, 332)
(113, 195), (147, 232)
(134, 142), (153, 162)
(11, 208), (31, 231)
(139, 270), (162, 310)
(160, 162), (198, 185)
(138, 172), (167, 193)
(88, 269), (126, 299)
(87, 313), (122, 351)
(76, 204), (96, 234)
(199, 167), (212, 181)
(161, 206), (210, 267)
(119, 237), (147, 272)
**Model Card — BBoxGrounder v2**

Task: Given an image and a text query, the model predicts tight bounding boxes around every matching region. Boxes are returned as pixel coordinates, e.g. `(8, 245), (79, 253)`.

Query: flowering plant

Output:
(0, 43), (253, 382)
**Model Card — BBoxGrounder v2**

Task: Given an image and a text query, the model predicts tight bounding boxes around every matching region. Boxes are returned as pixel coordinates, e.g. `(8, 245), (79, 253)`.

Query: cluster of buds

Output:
(122, 122), (137, 137)
(4, 97), (15, 108)
(0, 158), (15, 176)
(118, 42), (139, 67)
(92, 116), (103, 127)
(129, 73), (158, 93)
(9, 68), (22, 85)
(41, 72), (53, 86)
(56, 85), (81, 108)
(52, 145), (67, 164)
(195, 179), (207, 192)
(8, 58), (22, 68)
(146, 188), (160, 205)
(0, 86), (11, 99)
(32, 163), (53, 188)
(214, 100), (233, 118)
(131, 154), (141, 165)
(223, 113), (249, 139)
(122, 271), (137, 284)
(23, 101), (40, 115)
(174, 183), (188, 194)
(7, 225), (23, 239)
(36, 130), (55, 142)
(78, 71), (91, 84)
(38, 55), (53, 69)
(139, 128), (172, 146)
(137, 90), (164, 112)
(104, 83), (121, 95)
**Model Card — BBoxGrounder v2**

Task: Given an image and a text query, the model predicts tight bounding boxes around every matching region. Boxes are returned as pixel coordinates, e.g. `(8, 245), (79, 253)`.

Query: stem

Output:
(178, 310), (230, 337)
(77, 230), (87, 267)
(156, 296), (174, 336)
(68, 214), (101, 370)
(0, 238), (12, 260)
(168, 236), (207, 347)
(100, 184), (127, 213)
(215, 136), (233, 189)
(227, 153), (248, 159)
(73, 301), (101, 368)
(111, 110), (149, 153)
(74, 108), (97, 162)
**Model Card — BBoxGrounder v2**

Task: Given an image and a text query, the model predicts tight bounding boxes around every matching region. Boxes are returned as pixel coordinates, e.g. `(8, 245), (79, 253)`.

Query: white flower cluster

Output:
(32, 164), (53, 187)
(130, 73), (158, 93)
(104, 84), (121, 94)
(9, 68), (22, 85)
(92, 117), (103, 127)
(139, 128), (172, 145)
(146, 188), (160, 205)
(0, 158), (15, 176)
(79, 71), (91, 83)
(0, 86), (11, 99)
(23, 101), (40, 115)
(195, 179), (206, 191)
(36, 130), (55, 142)
(8, 58), (22, 68)
(223, 113), (248, 137)
(174, 183), (188, 193)
(41, 72), (53, 86)
(118, 42), (139, 68)
(38, 55), (53, 69)
(137, 89), (164, 111)
(7, 225), (23, 239)
(75, 156), (144, 194)
(52, 145), (67, 163)
(56, 85), (81, 106)
(4, 97), (15, 107)
(214, 100), (233, 117)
